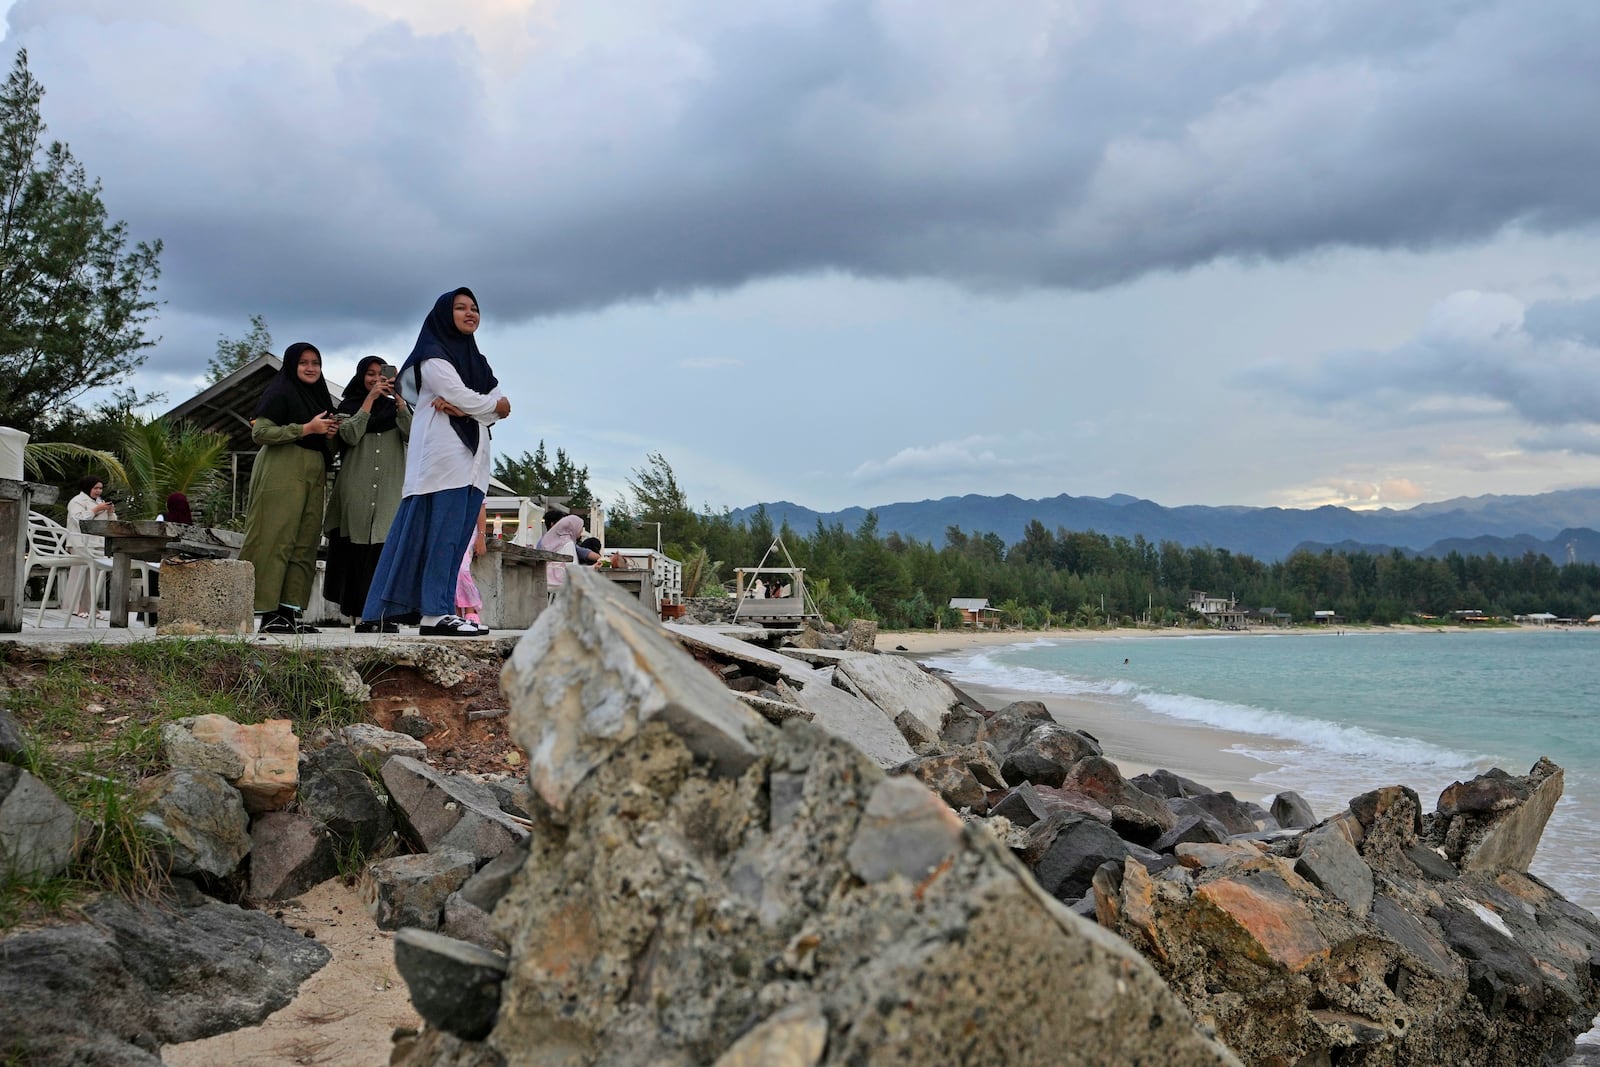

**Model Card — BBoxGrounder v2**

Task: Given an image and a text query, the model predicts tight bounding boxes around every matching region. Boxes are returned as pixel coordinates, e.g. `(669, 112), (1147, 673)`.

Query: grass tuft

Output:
(2, 639), (370, 929)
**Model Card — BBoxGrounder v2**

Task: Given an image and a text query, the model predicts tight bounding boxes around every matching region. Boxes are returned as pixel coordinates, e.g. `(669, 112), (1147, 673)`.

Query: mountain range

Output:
(730, 488), (1600, 563)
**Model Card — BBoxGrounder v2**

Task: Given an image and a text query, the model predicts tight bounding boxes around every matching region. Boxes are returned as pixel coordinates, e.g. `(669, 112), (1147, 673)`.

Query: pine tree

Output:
(0, 49), (162, 430)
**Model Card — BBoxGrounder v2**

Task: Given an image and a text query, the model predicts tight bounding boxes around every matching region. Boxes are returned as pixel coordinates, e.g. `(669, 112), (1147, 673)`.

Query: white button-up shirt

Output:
(400, 359), (503, 498)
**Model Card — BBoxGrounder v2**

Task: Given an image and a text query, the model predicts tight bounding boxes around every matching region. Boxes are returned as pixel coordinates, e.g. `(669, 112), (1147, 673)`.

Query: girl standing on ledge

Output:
(239, 341), (337, 634)
(323, 355), (411, 632)
(363, 287), (509, 636)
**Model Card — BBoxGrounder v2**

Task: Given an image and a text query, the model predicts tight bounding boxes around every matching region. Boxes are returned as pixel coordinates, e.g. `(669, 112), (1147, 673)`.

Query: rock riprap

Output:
(395, 568), (1240, 1066)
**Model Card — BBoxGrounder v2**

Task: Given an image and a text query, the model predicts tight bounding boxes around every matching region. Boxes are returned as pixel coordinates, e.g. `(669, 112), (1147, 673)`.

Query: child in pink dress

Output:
(455, 505), (487, 625)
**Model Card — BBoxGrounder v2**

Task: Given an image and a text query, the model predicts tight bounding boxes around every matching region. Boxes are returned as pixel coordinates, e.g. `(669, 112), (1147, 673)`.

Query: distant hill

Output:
(1295, 527), (1600, 565)
(732, 489), (1600, 562)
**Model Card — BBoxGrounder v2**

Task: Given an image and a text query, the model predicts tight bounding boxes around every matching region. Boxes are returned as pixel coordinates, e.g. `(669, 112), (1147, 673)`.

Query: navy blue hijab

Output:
(398, 287), (497, 455)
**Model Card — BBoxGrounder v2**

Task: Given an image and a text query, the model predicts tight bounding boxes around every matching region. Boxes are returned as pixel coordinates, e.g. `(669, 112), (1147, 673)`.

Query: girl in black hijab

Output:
(323, 355), (412, 630)
(239, 342), (338, 633)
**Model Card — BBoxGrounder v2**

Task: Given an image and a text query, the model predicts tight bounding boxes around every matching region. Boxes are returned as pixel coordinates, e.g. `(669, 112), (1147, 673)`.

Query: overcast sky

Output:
(9, 0), (1600, 517)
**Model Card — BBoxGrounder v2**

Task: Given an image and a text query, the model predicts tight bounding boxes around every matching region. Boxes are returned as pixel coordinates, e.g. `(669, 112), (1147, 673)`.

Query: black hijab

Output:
(336, 355), (399, 434)
(253, 342), (336, 467)
(398, 287), (497, 454)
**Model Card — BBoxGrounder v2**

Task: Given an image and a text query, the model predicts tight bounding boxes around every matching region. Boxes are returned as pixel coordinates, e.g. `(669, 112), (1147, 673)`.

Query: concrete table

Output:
(79, 520), (244, 628)
(1, 478), (60, 632)
(470, 541), (566, 631)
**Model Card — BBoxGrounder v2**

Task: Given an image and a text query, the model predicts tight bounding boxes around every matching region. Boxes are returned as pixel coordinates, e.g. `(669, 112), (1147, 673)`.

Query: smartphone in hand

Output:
(379, 364), (398, 379)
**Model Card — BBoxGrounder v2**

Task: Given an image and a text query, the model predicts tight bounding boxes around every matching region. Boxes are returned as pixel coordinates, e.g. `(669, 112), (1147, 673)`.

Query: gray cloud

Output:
(11, 0), (1600, 346)
(1245, 289), (1600, 430)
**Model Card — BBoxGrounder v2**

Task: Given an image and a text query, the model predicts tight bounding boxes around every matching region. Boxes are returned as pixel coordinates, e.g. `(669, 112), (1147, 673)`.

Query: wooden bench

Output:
(0, 479), (61, 632)
(79, 519), (245, 628)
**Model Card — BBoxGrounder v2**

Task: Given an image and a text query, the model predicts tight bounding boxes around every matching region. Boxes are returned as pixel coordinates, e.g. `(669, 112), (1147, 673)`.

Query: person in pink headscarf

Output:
(535, 513), (585, 587)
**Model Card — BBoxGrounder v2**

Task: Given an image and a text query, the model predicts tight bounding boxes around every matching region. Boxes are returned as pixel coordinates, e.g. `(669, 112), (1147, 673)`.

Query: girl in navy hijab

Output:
(362, 288), (510, 635)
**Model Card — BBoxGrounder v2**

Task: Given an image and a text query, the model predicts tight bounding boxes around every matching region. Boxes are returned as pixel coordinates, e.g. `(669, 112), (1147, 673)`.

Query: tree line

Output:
(597, 458), (1600, 628)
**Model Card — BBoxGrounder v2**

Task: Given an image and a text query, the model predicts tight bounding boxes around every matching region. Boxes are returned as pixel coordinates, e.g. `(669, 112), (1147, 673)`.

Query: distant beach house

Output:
(1311, 609), (1343, 625)
(1516, 612), (1562, 625)
(949, 598), (1002, 628)
(1249, 606), (1292, 628)
(1188, 591), (1247, 629)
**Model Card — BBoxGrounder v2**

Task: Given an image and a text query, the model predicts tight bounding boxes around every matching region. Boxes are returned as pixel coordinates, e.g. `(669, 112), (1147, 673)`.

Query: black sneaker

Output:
(260, 611), (292, 634)
(289, 620), (321, 634)
(380, 621), (400, 633)
(419, 614), (487, 637)
(354, 621), (380, 634)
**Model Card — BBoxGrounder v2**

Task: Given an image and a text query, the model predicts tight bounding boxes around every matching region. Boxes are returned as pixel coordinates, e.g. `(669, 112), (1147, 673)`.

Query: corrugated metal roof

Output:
(948, 598), (992, 610)
(164, 354), (282, 452)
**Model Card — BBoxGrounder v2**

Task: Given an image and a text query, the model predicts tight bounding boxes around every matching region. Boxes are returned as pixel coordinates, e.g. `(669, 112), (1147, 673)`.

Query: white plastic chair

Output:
(25, 512), (110, 627)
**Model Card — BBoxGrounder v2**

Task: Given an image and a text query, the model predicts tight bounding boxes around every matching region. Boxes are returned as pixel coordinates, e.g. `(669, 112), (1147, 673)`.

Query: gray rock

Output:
(394, 928), (508, 1040)
(504, 568), (763, 814)
(159, 719), (246, 779)
(298, 742), (395, 856)
(975, 699), (1054, 757)
(845, 776), (965, 884)
(1000, 722), (1102, 787)
(833, 653), (960, 739)
(1430, 899), (1547, 1016)
(892, 752), (989, 813)
(843, 618), (878, 652)
(1181, 790), (1263, 835)
(1404, 843), (1461, 881)
(362, 848), (479, 931)
(893, 707), (944, 754)
(1068, 756), (1177, 832)
(340, 722), (429, 771)
(952, 741), (1007, 790)
(1130, 768), (1212, 799)
(1435, 758), (1564, 873)
(479, 712), (1238, 1067)
(248, 811), (339, 901)
(1295, 823), (1375, 918)
(793, 673), (917, 769)
(138, 768), (250, 878)
(458, 843), (529, 914)
(1153, 812), (1231, 853)
(0, 893), (327, 1065)
(0, 762), (83, 880)
(442, 891), (507, 953)
(939, 705), (985, 747)
(382, 756), (528, 861)
(1027, 812), (1139, 902)
(1270, 789), (1318, 829)
(0, 705), (27, 759)
(992, 781), (1112, 827)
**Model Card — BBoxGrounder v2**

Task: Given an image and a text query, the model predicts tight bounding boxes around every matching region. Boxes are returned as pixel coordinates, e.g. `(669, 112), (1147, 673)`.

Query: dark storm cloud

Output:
(12, 0), (1600, 337)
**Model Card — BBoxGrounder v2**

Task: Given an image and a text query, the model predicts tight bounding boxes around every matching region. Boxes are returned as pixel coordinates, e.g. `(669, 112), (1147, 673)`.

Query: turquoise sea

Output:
(923, 628), (1600, 913)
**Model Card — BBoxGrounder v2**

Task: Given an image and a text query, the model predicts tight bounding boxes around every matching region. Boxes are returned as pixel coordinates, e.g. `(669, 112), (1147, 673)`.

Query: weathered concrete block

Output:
(157, 557), (254, 635)
(503, 567), (763, 815)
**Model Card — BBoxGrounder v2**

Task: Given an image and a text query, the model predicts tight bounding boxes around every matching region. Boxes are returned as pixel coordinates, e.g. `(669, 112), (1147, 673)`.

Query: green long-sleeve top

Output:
(323, 406), (413, 544)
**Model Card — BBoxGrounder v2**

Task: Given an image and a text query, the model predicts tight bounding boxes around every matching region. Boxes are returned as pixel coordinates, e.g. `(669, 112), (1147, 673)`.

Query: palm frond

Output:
(23, 442), (128, 485)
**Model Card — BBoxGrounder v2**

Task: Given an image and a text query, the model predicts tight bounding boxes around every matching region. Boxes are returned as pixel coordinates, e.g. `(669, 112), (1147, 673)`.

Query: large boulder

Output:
(502, 568), (763, 816)
(831, 652), (962, 740)
(0, 893), (328, 1065)
(405, 568), (1241, 1067)
(1431, 758), (1563, 873)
